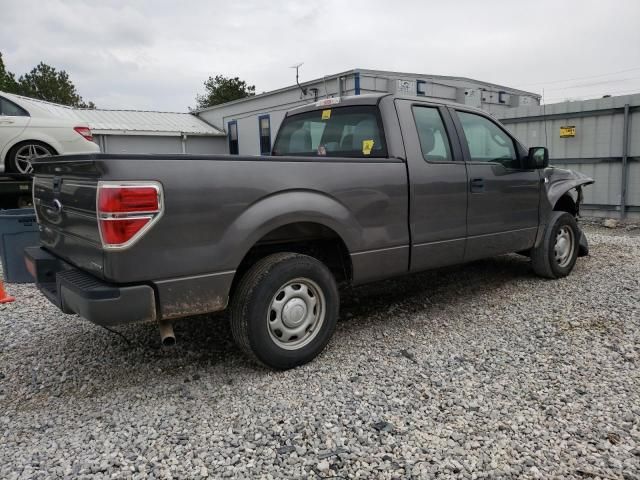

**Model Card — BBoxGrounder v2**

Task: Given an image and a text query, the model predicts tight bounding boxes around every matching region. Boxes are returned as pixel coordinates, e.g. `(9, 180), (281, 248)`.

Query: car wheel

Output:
(230, 252), (339, 370)
(7, 142), (55, 174)
(531, 211), (580, 279)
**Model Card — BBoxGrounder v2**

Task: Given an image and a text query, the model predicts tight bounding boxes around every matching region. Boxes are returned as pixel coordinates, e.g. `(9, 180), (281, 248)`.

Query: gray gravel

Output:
(1, 225), (639, 479)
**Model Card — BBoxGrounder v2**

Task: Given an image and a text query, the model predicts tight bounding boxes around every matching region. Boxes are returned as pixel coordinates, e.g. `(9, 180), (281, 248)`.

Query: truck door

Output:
(394, 99), (468, 271)
(449, 107), (540, 261)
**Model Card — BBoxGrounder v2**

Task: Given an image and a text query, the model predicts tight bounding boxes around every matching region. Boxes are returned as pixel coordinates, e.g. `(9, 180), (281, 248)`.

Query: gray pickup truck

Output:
(26, 93), (593, 369)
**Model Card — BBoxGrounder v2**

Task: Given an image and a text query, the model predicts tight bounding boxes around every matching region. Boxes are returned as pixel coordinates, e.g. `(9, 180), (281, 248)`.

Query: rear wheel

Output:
(230, 252), (339, 370)
(7, 142), (55, 174)
(531, 211), (580, 279)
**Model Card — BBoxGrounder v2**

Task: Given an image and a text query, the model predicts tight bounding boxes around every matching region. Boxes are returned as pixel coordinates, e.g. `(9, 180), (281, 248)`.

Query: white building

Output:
(195, 68), (541, 156)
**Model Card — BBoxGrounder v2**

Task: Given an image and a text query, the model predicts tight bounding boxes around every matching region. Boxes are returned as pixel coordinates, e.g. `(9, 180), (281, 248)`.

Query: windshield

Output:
(272, 105), (387, 158)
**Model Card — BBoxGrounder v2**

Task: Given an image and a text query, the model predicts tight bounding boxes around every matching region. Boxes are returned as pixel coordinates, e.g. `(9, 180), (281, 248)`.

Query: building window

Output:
(228, 120), (238, 155)
(258, 115), (271, 155)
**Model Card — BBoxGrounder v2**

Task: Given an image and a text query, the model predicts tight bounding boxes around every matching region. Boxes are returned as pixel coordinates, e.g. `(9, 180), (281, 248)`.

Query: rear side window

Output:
(272, 105), (387, 158)
(412, 106), (453, 162)
(0, 97), (29, 117)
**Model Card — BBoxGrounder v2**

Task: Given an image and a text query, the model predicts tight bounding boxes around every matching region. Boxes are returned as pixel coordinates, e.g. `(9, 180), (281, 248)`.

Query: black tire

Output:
(531, 211), (580, 279)
(230, 252), (339, 370)
(6, 141), (55, 174)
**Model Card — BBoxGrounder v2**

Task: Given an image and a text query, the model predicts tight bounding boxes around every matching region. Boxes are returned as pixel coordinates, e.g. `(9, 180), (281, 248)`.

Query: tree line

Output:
(0, 52), (95, 108)
(1, 51), (255, 110)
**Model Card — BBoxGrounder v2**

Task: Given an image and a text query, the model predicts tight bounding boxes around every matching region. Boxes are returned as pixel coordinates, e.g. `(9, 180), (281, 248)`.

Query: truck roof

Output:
(287, 93), (489, 116)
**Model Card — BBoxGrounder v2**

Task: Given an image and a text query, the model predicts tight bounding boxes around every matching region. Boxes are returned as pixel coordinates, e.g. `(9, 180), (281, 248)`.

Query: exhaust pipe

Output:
(158, 321), (176, 347)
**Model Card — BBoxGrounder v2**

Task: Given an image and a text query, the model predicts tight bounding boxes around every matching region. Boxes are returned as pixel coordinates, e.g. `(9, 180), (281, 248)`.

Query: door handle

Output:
(470, 178), (485, 193)
(0, 120), (15, 124)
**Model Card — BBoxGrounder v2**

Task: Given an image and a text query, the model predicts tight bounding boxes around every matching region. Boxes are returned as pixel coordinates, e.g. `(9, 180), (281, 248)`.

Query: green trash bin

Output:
(0, 208), (39, 283)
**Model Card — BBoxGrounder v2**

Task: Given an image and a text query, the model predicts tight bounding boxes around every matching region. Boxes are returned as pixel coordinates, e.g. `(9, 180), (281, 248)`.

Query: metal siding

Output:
(498, 94), (640, 218)
(628, 162), (640, 206)
(630, 111), (640, 157)
(102, 135), (182, 154)
(185, 137), (227, 154)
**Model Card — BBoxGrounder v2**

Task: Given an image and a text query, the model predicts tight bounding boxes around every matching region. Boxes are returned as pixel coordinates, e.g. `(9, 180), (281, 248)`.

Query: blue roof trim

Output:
(354, 72), (360, 95)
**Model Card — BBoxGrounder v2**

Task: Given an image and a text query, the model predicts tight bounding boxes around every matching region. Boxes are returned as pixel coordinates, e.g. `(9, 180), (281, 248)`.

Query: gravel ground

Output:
(0, 225), (639, 479)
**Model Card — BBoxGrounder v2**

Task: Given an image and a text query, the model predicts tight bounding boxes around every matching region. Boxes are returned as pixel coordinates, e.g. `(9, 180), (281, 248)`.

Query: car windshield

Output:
(272, 105), (387, 158)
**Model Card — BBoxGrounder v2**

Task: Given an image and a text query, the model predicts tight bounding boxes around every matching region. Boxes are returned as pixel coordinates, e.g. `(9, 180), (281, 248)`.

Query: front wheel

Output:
(531, 211), (580, 279)
(230, 253), (339, 370)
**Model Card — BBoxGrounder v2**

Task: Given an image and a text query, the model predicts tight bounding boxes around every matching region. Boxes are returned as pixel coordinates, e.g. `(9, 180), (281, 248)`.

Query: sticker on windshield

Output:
(321, 109), (331, 120)
(362, 139), (374, 155)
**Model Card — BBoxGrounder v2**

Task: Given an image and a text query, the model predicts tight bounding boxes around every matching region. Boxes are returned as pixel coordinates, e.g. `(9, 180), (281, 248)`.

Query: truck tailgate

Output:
(32, 158), (104, 278)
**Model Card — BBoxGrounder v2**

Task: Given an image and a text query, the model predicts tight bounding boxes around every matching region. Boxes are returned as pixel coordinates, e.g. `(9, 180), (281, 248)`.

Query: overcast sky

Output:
(1, 0), (639, 111)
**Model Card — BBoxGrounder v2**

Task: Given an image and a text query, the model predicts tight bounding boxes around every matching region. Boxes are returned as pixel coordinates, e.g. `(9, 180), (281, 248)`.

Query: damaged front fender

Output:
(544, 166), (594, 212)
(541, 166), (594, 257)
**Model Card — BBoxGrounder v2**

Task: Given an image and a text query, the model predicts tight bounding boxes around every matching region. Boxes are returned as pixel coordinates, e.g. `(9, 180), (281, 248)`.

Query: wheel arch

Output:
(221, 189), (361, 260)
(4, 138), (59, 171)
(544, 168), (594, 218)
(217, 190), (361, 300)
(553, 192), (578, 216)
(230, 220), (354, 299)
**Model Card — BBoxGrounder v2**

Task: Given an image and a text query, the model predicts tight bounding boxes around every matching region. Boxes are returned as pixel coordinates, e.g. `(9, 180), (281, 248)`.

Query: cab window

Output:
(456, 111), (520, 168)
(272, 105), (387, 158)
(0, 97), (29, 117)
(412, 106), (453, 162)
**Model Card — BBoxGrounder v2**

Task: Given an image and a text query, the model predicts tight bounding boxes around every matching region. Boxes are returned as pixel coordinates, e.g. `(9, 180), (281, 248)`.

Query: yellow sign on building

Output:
(560, 126), (576, 138)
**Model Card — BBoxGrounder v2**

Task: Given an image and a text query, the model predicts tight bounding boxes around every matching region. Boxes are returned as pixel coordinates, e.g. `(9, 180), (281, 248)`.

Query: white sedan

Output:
(0, 91), (100, 174)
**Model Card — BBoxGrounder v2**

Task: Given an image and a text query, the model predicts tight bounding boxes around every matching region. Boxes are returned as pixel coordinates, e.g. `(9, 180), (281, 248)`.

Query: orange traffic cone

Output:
(0, 280), (15, 304)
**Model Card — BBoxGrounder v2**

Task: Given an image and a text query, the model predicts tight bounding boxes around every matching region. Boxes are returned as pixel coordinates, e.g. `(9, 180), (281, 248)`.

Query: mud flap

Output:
(578, 228), (589, 257)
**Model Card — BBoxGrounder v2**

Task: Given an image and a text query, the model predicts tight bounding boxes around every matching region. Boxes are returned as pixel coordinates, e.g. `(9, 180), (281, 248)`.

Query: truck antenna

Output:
(290, 63), (307, 97)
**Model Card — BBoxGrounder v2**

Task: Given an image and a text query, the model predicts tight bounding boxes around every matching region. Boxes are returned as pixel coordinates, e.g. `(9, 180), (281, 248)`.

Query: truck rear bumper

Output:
(25, 246), (156, 326)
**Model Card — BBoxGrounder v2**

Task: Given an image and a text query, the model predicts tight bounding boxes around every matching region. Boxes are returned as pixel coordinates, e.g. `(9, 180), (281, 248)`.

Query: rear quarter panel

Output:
(24, 117), (100, 154)
(96, 156), (410, 284)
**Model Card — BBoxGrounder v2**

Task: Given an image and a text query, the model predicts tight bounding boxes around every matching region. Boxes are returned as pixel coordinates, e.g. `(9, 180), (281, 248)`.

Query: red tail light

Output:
(97, 182), (163, 249)
(99, 186), (160, 213)
(74, 126), (94, 141)
(100, 218), (150, 245)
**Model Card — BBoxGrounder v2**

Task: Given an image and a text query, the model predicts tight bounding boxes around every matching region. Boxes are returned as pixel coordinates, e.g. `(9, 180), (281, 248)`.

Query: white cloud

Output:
(1, 0), (639, 110)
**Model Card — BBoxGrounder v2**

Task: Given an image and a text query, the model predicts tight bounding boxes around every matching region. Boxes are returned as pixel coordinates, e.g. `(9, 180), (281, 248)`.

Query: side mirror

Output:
(527, 146), (549, 169)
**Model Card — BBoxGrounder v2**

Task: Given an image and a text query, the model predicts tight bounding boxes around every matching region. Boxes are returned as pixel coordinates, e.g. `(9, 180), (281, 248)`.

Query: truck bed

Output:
(31, 152), (410, 319)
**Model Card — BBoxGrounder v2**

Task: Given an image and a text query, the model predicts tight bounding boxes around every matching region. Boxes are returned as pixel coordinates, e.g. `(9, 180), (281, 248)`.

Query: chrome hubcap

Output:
(554, 226), (575, 268)
(267, 278), (325, 350)
(14, 144), (52, 174)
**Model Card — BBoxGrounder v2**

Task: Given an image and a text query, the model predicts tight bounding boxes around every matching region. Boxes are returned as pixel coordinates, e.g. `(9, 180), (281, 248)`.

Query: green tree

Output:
(194, 75), (255, 109)
(17, 62), (95, 108)
(0, 52), (19, 94)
